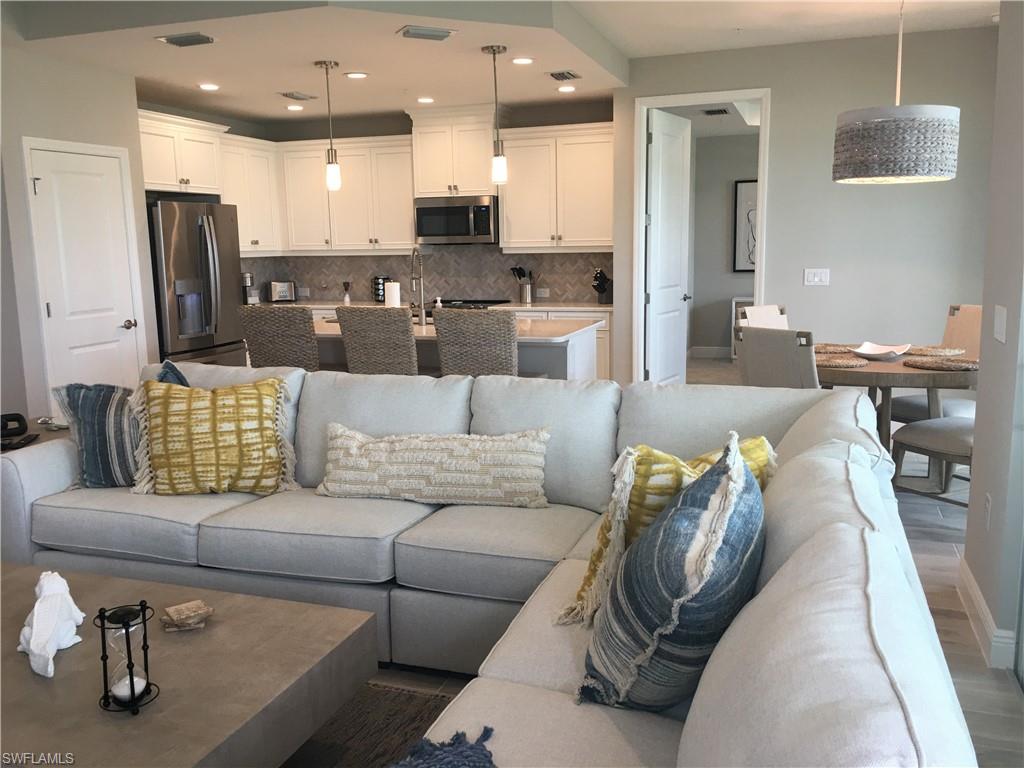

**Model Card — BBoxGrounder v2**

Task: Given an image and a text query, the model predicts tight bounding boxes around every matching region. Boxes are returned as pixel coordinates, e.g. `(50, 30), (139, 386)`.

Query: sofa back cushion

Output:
(140, 362), (306, 443)
(617, 383), (829, 458)
(469, 376), (620, 513)
(295, 372), (473, 487)
(677, 523), (975, 768)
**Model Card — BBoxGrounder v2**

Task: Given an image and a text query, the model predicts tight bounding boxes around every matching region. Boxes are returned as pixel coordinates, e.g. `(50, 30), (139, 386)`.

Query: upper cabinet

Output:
(220, 138), (281, 252)
(138, 110), (227, 194)
(370, 145), (415, 250)
(282, 149), (332, 250)
(499, 124), (613, 252)
(408, 106), (496, 197)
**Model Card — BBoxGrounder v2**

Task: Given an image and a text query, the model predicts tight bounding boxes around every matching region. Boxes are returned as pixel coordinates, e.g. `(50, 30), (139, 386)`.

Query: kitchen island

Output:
(313, 316), (601, 380)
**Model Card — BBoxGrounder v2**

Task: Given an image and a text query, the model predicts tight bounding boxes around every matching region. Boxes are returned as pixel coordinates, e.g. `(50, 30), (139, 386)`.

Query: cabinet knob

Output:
(324, 239), (330, 245)
(374, 238), (379, 244)
(453, 185), (459, 193)
(179, 178), (185, 184)
(185, 178), (191, 185)
(447, 184), (452, 192)
(557, 234), (563, 241)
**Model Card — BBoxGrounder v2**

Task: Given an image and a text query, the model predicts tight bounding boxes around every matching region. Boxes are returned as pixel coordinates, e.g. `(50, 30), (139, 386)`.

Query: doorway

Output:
(632, 89), (770, 384)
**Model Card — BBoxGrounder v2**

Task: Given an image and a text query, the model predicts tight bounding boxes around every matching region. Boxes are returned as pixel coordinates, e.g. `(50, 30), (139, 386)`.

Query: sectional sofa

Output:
(1, 363), (975, 765)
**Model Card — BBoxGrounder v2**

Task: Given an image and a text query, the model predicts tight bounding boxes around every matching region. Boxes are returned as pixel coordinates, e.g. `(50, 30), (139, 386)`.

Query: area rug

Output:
(283, 682), (454, 768)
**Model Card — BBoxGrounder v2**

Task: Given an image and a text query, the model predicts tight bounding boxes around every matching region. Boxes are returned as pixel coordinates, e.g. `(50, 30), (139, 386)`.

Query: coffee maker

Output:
(242, 273), (261, 305)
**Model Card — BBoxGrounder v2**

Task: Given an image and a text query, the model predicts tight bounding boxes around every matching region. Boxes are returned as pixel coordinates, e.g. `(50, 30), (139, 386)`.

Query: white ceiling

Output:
(16, 5), (620, 120)
(571, 1), (998, 58)
(662, 103), (760, 138)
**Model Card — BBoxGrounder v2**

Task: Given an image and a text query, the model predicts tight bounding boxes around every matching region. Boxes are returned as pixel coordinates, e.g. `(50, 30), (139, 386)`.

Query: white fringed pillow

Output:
(317, 424), (550, 508)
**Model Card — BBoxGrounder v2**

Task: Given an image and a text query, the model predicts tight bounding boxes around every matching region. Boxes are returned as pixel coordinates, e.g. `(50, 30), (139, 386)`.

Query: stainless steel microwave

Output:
(414, 195), (498, 245)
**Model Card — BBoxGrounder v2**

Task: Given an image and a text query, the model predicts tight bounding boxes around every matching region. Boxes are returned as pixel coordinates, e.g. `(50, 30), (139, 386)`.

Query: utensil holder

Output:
(519, 283), (533, 305)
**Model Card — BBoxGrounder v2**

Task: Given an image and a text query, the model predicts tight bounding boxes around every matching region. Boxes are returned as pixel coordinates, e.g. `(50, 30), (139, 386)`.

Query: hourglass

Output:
(94, 602), (159, 714)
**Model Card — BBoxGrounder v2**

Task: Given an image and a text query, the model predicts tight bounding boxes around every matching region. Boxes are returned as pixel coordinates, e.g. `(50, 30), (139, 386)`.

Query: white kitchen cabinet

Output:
(451, 122), (494, 195)
(282, 150), (331, 250)
(500, 138), (558, 249)
(329, 149), (374, 250)
(138, 111), (227, 193)
(556, 133), (613, 248)
(412, 125), (453, 197)
(220, 141), (280, 252)
(371, 145), (415, 250)
(409, 107), (495, 197)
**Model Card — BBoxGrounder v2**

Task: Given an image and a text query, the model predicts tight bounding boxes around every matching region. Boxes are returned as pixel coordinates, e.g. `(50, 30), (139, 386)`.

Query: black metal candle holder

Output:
(94, 601), (159, 715)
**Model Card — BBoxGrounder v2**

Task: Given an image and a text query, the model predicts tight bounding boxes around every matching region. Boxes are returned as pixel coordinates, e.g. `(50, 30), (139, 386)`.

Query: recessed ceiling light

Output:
(417, 97), (434, 104)
(287, 104), (304, 111)
(198, 83), (220, 91)
(512, 57), (533, 65)
(345, 72), (368, 79)
(557, 85), (576, 93)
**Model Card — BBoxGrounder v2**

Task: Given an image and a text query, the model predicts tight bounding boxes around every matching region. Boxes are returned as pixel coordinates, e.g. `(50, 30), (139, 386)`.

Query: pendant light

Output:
(483, 45), (508, 185)
(832, 0), (959, 184)
(316, 60), (342, 191)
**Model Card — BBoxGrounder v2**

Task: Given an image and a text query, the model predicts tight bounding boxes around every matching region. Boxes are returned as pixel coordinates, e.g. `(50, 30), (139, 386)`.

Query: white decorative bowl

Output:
(849, 342), (912, 361)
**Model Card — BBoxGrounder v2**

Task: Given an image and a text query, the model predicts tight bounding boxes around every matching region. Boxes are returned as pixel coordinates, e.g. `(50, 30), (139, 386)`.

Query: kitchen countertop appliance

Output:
(414, 195), (498, 245)
(147, 192), (247, 366)
(268, 281), (297, 302)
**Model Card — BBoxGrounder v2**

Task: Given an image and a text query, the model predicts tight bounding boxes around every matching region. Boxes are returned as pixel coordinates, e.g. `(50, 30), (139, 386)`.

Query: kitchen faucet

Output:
(410, 247), (427, 326)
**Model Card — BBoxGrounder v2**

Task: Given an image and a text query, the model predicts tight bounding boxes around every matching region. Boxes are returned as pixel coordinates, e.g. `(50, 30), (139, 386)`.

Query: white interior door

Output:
(28, 148), (141, 408)
(644, 109), (692, 384)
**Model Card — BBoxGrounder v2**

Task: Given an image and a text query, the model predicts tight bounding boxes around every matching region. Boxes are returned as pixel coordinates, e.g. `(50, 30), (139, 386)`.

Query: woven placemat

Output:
(816, 355), (869, 369)
(903, 356), (979, 371)
(814, 343), (855, 355)
(907, 345), (967, 357)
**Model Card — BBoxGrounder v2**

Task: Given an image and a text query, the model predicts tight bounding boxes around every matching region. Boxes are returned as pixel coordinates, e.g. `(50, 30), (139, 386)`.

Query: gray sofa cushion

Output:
(32, 488), (255, 564)
(426, 678), (684, 768)
(294, 372), (474, 487)
(140, 362), (306, 444)
(470, 376), (621, 512)
(618, 382), (830, 458)
(394, 504), (597, 601)
(198, 488), (435, 583)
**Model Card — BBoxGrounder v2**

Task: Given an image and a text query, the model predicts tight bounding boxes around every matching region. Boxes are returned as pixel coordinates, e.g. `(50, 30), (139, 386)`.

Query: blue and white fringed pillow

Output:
(578, 431), (764, 712)
(54, 383), (140, 488)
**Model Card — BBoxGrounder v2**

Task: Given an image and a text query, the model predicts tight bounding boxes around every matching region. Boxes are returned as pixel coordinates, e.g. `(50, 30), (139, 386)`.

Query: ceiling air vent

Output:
(702, 108), (730, 116)
(281, 91), (317, 101)
(397, 25), (454, 42)
(156, 32), (216, 48)
(548, 70), (581, 82)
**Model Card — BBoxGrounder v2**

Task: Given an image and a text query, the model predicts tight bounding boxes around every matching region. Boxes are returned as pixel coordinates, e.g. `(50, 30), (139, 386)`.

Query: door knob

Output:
(682, 294), (692, 302)
(121, 319), (138, 330)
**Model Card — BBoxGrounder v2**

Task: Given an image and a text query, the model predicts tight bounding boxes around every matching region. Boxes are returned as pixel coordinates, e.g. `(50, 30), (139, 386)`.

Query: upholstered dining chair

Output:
(433, 308), (518, 376)
(737, 304), (789, 329)
(734, 326), (819, 388)
(890, 304), (981, 423)
(238, 305), (319, 371)
(335, 305), (419, 375)
(892, 416), (973, 506)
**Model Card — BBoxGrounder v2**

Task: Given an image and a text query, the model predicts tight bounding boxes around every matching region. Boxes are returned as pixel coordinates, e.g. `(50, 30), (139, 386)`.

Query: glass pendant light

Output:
(316, 60), (342, 191)
(832, 0), (959, 184)
(483, 45), (508, 185)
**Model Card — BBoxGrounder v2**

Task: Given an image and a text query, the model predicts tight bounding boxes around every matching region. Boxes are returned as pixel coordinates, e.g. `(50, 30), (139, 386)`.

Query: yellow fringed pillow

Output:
(557, 435), (775, 626)
(130, 378), (297, 496)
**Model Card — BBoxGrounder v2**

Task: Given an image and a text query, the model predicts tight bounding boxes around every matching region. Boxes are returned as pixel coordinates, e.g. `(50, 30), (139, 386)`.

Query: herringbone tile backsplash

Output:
(241, 245), (613, 303)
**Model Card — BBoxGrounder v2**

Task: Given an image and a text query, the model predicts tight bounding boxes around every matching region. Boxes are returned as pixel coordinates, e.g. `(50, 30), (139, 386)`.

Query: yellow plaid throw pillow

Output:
(557, 435), (775, 625)
(131, 378), (297, 496)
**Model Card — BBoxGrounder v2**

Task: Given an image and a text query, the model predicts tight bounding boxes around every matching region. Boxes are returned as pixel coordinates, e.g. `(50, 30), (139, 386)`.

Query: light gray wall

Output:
(1, 178), (28, 415)
(612, 27), (997, 382)
(963, 2), (1023, 639)
(690, 134), (758, 351)
(1, 25), (159, 416)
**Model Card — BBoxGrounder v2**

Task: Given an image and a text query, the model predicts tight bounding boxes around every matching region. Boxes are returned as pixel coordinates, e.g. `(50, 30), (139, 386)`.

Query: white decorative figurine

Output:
(17, 571), (86, 678)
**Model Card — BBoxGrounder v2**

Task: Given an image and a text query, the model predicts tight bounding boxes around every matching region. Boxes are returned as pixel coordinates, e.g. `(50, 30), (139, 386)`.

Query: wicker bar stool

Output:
(238, 305), (319, 371)
(433, 308), (518, 377)
(336, 306), (419, 375)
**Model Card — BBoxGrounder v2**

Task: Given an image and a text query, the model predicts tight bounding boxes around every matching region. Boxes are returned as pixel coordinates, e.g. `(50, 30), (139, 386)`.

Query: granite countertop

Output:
(293, 299), (613, 312)
(314, 316), (602, 343)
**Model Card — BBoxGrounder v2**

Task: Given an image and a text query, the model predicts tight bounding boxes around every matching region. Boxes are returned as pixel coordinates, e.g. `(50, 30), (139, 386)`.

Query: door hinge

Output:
(646, 132), (653, 145)
(45, 301), (51, 318)
(31, 177), (41, 195)
(644, 368), (650, 380)
(644, 213), (651, 227)
(644, 292), (651, 305)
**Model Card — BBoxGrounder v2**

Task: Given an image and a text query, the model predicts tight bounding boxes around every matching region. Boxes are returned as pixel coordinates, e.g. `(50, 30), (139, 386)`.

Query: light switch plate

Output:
(536, 287), (550, 298)
(803, 268), (830, 286)
(994, 304), (1007, 343)
(297, 286), (310, 299)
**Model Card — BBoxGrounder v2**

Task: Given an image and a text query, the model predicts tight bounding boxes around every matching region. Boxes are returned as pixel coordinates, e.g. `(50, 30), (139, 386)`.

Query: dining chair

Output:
(238, 305), (320, 371)
(892, 416), (973, 506)
(734, 326), (819, 388)
(433, 308), (518, 376)
(890, 304), (981, 423)
(737, 304), (789, 330)
(336, 306), (419, 375)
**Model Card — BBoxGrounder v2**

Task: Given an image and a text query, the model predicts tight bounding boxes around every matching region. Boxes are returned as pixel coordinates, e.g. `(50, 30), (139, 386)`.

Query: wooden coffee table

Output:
(1, 564), (377, 767)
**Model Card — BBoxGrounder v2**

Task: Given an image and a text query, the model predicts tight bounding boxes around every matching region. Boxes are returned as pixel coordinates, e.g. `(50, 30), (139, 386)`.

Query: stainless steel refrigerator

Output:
(148, 196), (247, 366)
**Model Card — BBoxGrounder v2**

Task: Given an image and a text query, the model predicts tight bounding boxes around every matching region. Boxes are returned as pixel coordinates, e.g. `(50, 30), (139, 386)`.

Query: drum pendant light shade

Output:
(833, 104), (960, 183)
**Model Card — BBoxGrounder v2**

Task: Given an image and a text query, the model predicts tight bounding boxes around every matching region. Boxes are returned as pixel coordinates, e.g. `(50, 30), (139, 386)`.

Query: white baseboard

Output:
(957, 558), (1018, 668)
(688, 346), (732, 360)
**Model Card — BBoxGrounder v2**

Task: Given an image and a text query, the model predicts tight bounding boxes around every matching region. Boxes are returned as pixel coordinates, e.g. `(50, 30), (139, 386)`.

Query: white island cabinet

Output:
(138, 110), (227, 194)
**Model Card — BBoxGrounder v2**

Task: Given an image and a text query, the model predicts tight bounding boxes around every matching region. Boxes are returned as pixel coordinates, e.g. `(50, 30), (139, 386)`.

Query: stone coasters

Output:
(814, 343), (855, 355)
(903, 356), (979, 371)
(162, 599), (214, 632)
(907, 345), (967, 357)
(816, 355), (869, 369)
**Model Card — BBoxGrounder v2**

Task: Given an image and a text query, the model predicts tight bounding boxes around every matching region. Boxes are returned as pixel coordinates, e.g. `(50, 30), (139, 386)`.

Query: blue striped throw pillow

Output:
(53, 384), (140, 488)
(578, 431), (764, 711)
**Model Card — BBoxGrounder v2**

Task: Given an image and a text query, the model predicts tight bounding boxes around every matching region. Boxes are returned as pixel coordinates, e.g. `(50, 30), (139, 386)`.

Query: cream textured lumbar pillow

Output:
(317, 424), (550, 508)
